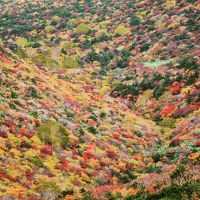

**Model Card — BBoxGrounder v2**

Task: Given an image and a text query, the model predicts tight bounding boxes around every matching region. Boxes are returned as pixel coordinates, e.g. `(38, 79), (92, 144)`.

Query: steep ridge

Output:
(0, 0), (200, 199)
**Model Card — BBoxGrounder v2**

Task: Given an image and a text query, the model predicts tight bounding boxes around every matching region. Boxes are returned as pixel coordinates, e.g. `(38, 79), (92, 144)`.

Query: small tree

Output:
(60, 54), (81, 68)
(37, 120), (70, 149)
(36, 180), (61, 200)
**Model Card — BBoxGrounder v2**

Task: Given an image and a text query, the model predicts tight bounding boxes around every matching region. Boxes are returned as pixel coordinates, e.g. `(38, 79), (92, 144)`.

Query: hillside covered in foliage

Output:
(0, 0), (199, 199)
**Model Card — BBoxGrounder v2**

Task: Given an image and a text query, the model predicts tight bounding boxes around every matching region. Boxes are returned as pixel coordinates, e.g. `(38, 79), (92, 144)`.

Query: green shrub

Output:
(87, 50), (99, 62)
(140, 43), (150, 52)
(152, 152), (162, 163)
(145, 181), (200, 200)
(87, 126), (97, 134)
(177, 57), (198, 71)
(28, 86), (39, 98)
(153, 86), (166, 99)
(61, 55), (81, 68)
(100, 112), (106, 118)
(146, 165), (162, 173)
(130, 16), (140, 26)
(78, 191), (97, 200)
(170, 164), (186, 180)
(60, 189), (74, 198)
(185, 70), (198, 85)
(10, 91), (19, 98)
(31, 156), (44, 168)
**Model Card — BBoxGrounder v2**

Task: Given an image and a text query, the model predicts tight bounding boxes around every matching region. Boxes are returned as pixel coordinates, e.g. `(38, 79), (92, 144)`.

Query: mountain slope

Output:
(0, 0), (199, 199)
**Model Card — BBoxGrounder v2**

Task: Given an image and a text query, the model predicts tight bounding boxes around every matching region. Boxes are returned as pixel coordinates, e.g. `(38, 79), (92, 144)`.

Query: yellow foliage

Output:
(165, 0), (176, 10)
(6, 169), (20, 179)
(95, 147), (104, 154)
(52, 15), (61, 22)
(68, 18), (80, 28)
(188, 153), (200, 161)
(0, 38), (4, 46)
(95, 29), (108, 40)
(15, 37), (29, 47)
(9, 149), (22, 157)
(118, 162), (126, 169)
(155, 20), (165, 29)
(7, 185), (25, 196)
(43, 155), (60, 173)
(21, 69), (36, 79)
(99, 86), (111, 96)
(60, 41), (75, 51)
(0, 182), (7, 196)
(140, 11), (148, 17)
(115, 25), (131, 36)
(24, 149), (38, 159)
(74, 93), (90, 102)
(60, 55), (80, 68)
(31, 135), (43, 146)
(81, 173), (90, 182)
(135, 90), (152, 108)
(192, 108), (200, 115)
(8, 134), (21, 146)
(99, 21), (108, 29)
(181, 86), (192, 94)
(0, 149), (6, 156)
(45, 25), (55, 33)
(30, 30), (37, 36)
(76, 23), (90, 34)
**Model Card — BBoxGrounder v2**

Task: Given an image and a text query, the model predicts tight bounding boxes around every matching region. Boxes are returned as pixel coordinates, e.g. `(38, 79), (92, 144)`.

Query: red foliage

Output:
(8, 68), (17, 73)
(0, 130), (8, 138)
(82, 152), (93, 160)
(31, 143), (38, 150)
(0, 169), (7, 180)
(146, 98), (157, 108)
(41, 145), (53, 155)
(168, 149), (175, 154)
(5, 120), (15, 127)
(172, 137), (180, 142)
(106, 149), (117, 159)
(190, 102), (200, 110)
(189, 89), (200, 96)
(0, 56), (12, 64)
(160, 104), (175, 117)
(112, 133), (121, 140)
(170, 85), (181, 94)
(59, 159), (69, 171)
(25, 170), (34, 181)
(194, 141), (200, 147)
(18, 128), (32, 138)
(91, 185), (122, 197)
(173, 107), (194, 118)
